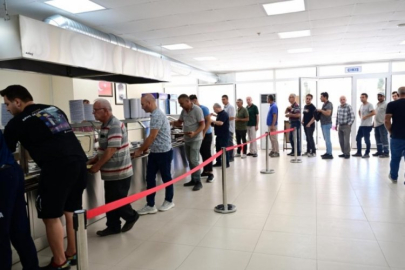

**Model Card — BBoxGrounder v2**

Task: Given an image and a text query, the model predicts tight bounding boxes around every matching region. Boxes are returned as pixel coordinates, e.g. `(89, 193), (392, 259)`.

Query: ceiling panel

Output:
(309, 5), (355, 20)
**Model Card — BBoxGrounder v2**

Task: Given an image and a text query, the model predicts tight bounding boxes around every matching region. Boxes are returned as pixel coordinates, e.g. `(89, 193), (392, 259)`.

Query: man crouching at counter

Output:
(87, 99), (139, 237)
(134, 94), (174, 214)
(1, 85), (87, 270)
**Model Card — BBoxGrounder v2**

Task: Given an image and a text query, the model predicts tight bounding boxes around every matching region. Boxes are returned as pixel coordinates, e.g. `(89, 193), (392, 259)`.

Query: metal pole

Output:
(261, 132), (275, 174)
(74, 210), (89, 270)
(214, 147), (236, 214)
(291, 128), (302, 163)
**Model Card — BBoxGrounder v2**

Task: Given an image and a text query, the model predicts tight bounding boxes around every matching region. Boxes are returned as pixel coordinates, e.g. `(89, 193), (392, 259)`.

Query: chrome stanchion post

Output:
(214, 147), (236, 214)
(74, 210), (89, 270)
(261, 132), (275, 174)
(290, 128), (302, 163)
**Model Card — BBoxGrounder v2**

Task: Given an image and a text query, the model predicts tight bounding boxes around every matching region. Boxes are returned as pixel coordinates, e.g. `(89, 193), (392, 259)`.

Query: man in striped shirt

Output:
(88, 99), (139, 237)
(336, 96), (355, 159)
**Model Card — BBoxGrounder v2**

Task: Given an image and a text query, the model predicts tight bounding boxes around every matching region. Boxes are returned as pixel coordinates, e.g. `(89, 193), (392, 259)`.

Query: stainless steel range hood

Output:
(0, 15), (171, 84)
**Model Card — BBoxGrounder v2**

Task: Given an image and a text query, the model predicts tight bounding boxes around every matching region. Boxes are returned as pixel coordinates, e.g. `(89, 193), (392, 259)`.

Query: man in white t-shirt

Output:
(353, 93), (376, 158)
(222, 95), (235, 162)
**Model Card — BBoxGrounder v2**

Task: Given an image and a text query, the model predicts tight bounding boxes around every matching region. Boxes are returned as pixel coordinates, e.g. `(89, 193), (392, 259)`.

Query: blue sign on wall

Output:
(345, 66), (362, 73)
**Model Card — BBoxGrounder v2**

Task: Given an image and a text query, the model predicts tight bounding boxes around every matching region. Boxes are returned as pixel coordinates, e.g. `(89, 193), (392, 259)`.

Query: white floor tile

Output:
(317, 261), (390, 270)
(246, 253), (316, 270)
(317, 218), (375, 240)
(379, 241), (405, 268)
(264, 215), (316, 235)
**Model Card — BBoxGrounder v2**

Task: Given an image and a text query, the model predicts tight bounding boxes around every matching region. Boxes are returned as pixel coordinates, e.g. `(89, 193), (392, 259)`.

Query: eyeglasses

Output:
(93, 108), (106, 112)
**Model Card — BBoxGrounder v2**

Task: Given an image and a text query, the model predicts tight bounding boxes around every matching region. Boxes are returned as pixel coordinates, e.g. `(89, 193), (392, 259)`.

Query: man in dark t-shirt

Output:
(302, 94), (316, 156)
(1, 85), (87, 270)
(212, 103), (230, 168)
(385, 87), (405, 183)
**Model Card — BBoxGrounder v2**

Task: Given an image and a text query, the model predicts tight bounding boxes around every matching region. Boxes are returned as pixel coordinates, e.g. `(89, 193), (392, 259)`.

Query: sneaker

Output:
(207, 174), (214, 183)
(40, 259), (71, 270)
(137, 205), (158, 215)
(234, 153), (241, 157)
(270, 152), (280, 158)
(379, 154), (390, 158)
(241, 154), (247, 159)
(158, 201), (175, 212)
(65, 253), (76, 266)
(352, 153), (362, 157)
(96, 227), (121, 237)
(122, 212), (139, 232)
(322, 154), (334, 159)
(362, 154), (370, 159)
(308, 153), (316, 158)
(193, 181), (203, 191)
(252, 154), (258, 157)
(372, 152), (382, 157)
(338, 154), (345, 158)
(184, 180), (196, 186)
(302, 152), (309, 156)
(389, 173), (397, 183)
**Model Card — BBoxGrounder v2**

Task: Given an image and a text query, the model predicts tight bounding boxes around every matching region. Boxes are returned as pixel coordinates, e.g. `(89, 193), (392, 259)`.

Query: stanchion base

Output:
(290, 159), (302, 163)
(214, 204), (237, 214)
(260, 169), (275, 174)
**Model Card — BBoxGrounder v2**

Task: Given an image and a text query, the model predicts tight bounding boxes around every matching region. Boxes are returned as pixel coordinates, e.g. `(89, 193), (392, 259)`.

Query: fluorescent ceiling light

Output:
(45, 0), (105, 14)
(278, 30), (311, 39)
(288, 48), (313, 53)
(194, 57), (217, 61)
(263, 0), (305, 16)
(162, 44), (193, 50)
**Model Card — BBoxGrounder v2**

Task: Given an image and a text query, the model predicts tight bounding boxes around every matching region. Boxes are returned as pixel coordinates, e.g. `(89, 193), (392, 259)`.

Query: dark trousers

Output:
(304, 125), (316, 154)
(216, 136), (230, 167)
(228, 132), (234, 161)
(104, 176), (138, 232)
(289, 121), (301, 155)
(390, 138), (405, 180)
(0, 163), (39, 270)
(375, 124), (389, 154)
(200, 133), (213, 172)
(146, 150), (173, 207)
(356, 126), (373, 155)
(235, 130), (247, 154)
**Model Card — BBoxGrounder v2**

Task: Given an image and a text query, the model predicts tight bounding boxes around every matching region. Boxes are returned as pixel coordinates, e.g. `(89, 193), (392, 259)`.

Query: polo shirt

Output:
(266, 103), (278, 126)
(224, 103), (235, 133)
(246, 104), (259, 126)
(235, 106), (249, 130)
(199, 104), (212, 134)
(149, 108), (171, 153)
(214, 110), (229, 138)
(179, 103), (204, 142)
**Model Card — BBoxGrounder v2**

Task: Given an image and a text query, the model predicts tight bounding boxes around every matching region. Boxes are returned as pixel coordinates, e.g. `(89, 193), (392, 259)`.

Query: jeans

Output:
(104, 177), (138, 232)
(215, 136), (230, 167)
(228, 132), (234, 161)
(375, 124), (389, 154)
(0, 163), (39, 270)
(390, 138), (405, 180)
(321, 123), (333, 155)
(146, 150), (173, 207)
(304, 125), (316, 154)
(356, 126), (373, 155)
(247, 126), (257, 154)
(289, 121), (301, 155)
(185, 140), (203, 182)
(235, 130), (247, 154)
(338, 125), (351, 155)
(200, 133), (213, 172)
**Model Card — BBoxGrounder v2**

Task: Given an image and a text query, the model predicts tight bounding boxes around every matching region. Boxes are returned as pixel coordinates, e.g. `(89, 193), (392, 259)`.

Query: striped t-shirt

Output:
(98, 116), (133, 181)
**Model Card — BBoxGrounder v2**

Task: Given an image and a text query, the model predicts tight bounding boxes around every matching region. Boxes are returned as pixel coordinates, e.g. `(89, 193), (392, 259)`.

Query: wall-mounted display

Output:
(98, 81), (113, 97)
(115, 83), (127, 105)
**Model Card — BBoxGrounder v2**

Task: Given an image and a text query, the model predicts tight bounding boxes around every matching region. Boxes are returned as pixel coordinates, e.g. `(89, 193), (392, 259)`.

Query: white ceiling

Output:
(3, 0), (405, 73)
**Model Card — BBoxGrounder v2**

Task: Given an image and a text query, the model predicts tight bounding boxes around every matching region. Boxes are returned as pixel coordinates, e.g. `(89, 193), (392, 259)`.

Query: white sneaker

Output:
(158, 201), (175, 212)
(302, 152), (309, 156)
(234, 153), (241, 157)
(241, 154), (247, 159)
(138, 205), (158, 215)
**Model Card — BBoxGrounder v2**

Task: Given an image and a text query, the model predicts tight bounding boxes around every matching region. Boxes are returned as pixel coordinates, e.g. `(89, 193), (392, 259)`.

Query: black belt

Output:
(0, 164), (12, 171)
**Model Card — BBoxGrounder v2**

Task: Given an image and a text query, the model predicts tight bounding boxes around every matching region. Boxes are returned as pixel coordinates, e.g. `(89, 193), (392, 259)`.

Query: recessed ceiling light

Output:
(194, 57), (217, 61)
(278, 30), (311, 39)
(288, 48), (313, 53)
(263, 0), (305, 16)
(398, 23), (405, 27)
(162, 44), (193, 50)
(45, 0), (105, 14)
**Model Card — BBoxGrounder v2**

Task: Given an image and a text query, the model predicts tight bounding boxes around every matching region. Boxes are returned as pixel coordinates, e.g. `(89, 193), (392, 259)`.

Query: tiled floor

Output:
(12, 149), (405, 270)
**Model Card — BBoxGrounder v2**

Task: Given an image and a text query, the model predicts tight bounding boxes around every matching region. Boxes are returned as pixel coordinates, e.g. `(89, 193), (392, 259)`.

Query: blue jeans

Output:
(146, 150), (173, 206)
(375, 125), (389, 154)
(289, 121), (301, 155)
(321, 124), (332, 155)
(390, 138), (405, 180)
(356, 126), (373, 155)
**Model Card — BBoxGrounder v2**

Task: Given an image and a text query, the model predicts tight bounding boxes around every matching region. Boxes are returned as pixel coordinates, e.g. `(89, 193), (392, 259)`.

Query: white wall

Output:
(52, 76), (74, 118)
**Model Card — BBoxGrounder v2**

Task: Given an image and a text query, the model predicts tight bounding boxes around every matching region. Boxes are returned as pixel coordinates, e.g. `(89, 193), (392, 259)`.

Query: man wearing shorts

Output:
(1, 85), (87, 270)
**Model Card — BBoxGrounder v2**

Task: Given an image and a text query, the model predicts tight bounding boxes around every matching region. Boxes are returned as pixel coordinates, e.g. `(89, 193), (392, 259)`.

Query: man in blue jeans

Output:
(317, 92), (334, 159)
(385, 87), (405, 183)
(0, 130), (39, 270)
(135, 94), (174, 214)
(373, 92), (389, 158)
(285, 94), (301, 156)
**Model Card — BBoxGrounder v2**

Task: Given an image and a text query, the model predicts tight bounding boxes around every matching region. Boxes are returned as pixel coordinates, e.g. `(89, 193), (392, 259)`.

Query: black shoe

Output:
(229, 159), (234, 162)
(201, 172), (210, 177)
(207, 174), (214, 183)
(321, 153), (328, 157)
(338, 154), (345, 158)
(372, 152), (382, 157)
(362, 154), (370, 159)
(65, 253), (77, 266)
(193, 181), (203, 191)
(122, 212), (139, 233)
(379, 154), (390, 158)
(344, 155), (350, 159)
(287, 152), (294, 156)
(184, 181), (196, 187)
(322, 154), (334, 159)
(213, 163), (222, 167)
(96, 227), (121, 237)
(252, 154), (258, 157)
(352, 153), (362, 157)
(40, 259), (71, 270)
(247, 153), (254, 156)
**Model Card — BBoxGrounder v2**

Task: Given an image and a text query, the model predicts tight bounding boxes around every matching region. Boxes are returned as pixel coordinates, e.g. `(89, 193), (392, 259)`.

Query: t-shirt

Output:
(179, 103), (204, 142)
(0, 130), (14, 167)
(320, 101), (333, 125)
(98, 116), (133, 181)
(266, 103), (278, 126)
(374, 101), (387, 127)
(214, 110), (229, 138)
(149, 108), (171, 153)
(199, 104), (212, 134)
(246, 104), (259, 126)
(303, 104), (316, 127)
(359, 103), (374, 127)
(288, 102), (300, 123)
(386, 99), (405, 140)
(235, 106), (249, 130)
(4, 104), (86, 168)
(224, 103), (235, 133)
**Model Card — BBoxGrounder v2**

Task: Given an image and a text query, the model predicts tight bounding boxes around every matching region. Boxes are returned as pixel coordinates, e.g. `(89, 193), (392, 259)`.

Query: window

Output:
(275, 67), (316, 79)
(392, 62), (405, 72)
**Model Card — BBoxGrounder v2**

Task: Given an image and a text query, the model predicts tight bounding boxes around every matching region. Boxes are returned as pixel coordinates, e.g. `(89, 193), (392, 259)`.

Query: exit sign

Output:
(345, 66), (362, 73)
